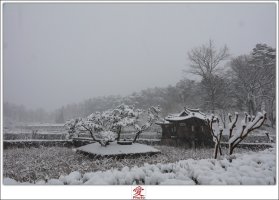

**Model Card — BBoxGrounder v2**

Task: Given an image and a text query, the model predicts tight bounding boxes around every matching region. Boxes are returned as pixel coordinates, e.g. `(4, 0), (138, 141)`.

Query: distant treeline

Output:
(3, 43), (276, 127)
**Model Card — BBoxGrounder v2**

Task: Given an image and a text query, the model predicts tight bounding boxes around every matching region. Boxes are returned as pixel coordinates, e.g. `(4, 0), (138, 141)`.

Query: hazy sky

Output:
(3, 3), (276, 111)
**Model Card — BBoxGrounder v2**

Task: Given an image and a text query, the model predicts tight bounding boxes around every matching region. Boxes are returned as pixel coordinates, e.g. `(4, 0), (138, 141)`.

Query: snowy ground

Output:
(77, 142), (160, 156)
(3, 146), (275, 185)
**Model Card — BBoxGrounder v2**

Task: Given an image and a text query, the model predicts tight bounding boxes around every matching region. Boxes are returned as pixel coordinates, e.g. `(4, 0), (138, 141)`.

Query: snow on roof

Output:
(165, 108), (206, 122)
(155, 120), (172, 125)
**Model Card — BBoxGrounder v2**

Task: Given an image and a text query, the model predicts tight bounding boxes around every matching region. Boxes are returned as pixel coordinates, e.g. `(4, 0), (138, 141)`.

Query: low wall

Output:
(160, 138), (214, 148)
(3, 140), (73, 149)
(220, 142), (274, 151)
(3, 133), (67, 140)
(3, 138), (274, 151)
(136, 139), (161, 145)
(221, 135), (271, 143)
(3, 138), (96, 149)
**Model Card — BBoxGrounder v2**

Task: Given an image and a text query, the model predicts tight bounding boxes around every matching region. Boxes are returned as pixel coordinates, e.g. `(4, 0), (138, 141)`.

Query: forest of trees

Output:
(3, 42), (276, 127)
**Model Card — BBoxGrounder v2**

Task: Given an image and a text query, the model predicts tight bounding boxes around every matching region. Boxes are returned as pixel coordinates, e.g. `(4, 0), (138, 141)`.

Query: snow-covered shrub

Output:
(3, 148), (275, 185)
(47, 179), (64, 185)
(3, 177), (18, 185)
(35, 180), (46, 185)
(59, 171), (82, 185)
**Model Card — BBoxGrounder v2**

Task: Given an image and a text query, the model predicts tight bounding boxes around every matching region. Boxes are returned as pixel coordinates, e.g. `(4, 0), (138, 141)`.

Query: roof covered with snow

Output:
(165, 108), (206, 122)
(155, 120), (172, 125)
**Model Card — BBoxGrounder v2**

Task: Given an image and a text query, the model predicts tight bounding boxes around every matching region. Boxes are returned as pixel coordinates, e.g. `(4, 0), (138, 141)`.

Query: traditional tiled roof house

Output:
(156, 108), (214, 147)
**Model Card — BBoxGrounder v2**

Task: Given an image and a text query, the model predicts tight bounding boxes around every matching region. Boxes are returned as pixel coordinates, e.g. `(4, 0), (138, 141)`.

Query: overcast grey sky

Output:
(3, 3), (276, 111)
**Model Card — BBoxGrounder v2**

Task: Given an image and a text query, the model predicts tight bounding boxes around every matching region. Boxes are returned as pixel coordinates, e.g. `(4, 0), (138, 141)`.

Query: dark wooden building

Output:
(156, 108), (214, 147)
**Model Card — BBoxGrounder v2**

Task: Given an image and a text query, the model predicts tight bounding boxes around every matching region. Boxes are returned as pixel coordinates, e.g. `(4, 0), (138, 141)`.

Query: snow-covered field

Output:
(3, 147), (276, 185)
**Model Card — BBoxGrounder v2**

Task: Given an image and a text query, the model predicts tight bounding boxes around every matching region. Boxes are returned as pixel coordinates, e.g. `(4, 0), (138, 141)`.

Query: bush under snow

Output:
(4, 148), (275, 185)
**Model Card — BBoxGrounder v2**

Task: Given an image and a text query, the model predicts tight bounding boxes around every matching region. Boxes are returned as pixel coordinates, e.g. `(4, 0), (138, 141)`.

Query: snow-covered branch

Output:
(64, 118), (82, 139)
(206, 115), (223, 159)
(132, 105), (162, 143)
(207, 110), (267, 157)
(65, 104), (162, 146)
(228, 111), (267, 155)
(228, 112), (238, 139)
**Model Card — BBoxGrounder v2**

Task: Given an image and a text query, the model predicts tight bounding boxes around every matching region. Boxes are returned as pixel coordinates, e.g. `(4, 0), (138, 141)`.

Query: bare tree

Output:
(230, 44), (276, 118)
(187, 40), (230, 112)
(188, 40), (229, 77)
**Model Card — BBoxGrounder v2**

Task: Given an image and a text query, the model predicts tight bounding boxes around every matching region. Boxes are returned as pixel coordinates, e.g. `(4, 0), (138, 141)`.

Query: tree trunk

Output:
(248, 99), (255, 115)
(214, 143), (218, 159)
(133, 130), (142, 143)
(270, 98), (275, 128)
(219, 145), (222, 155)
(229, 145), (234, 155)
(116, 126), (122, 141)
(211, 88), (215, 113)
(192, 141), (196, 149)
